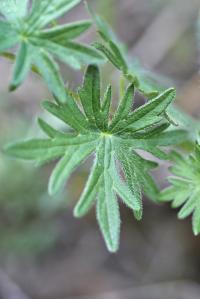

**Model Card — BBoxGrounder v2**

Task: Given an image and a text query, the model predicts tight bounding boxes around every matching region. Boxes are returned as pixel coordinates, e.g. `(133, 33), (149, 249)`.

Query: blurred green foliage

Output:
(0, 155), (67, 256)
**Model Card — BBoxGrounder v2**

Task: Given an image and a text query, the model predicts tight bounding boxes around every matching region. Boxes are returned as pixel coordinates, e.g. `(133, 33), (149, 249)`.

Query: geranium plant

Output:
(1, 0), (199, 252)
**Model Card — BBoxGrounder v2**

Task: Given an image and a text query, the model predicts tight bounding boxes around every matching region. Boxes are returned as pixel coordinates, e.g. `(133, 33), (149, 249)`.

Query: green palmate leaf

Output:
(6, 65), (186, 252)
(0, 0), (104, 100)
(160, 143), (200, 236)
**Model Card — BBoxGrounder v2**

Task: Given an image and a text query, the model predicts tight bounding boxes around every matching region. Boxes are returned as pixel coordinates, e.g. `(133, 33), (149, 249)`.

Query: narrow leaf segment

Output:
(159, 144), (200, 236)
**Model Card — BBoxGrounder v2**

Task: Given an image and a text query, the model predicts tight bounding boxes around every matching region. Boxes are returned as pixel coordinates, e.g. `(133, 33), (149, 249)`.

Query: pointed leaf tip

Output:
(9, 84), (17, 92)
